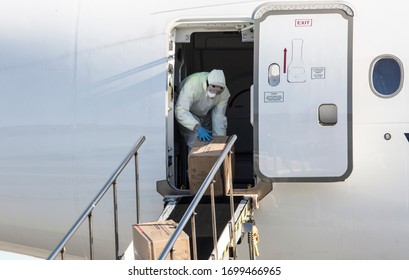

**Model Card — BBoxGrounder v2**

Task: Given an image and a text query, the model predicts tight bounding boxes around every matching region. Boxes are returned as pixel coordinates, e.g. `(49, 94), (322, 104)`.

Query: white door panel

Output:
(253, 4), (353, 181)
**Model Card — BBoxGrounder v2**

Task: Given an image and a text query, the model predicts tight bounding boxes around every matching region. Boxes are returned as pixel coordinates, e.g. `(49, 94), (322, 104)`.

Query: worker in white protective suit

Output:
(175, 69), (230, 151)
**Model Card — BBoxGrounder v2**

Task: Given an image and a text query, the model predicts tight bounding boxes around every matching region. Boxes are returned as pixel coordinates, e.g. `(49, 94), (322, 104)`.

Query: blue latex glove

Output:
(197, 126), (213, 142)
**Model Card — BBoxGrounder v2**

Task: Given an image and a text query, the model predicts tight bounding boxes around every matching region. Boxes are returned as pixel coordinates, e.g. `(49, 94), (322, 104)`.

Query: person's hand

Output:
(197, 126), (213, 142)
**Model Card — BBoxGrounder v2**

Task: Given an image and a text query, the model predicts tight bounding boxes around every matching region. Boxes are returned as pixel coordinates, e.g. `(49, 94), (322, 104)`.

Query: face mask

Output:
(207, 91), (216, 99)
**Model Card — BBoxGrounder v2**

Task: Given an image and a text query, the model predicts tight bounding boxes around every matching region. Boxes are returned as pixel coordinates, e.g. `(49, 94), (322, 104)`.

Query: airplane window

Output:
(370, 55), (404, 98)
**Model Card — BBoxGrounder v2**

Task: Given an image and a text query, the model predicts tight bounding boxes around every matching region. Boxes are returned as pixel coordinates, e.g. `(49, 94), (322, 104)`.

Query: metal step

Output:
(158, 195), (254, 260)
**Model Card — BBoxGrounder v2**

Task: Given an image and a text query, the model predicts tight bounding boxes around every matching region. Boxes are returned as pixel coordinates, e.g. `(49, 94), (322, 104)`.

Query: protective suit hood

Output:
(207, 69), (226, 88)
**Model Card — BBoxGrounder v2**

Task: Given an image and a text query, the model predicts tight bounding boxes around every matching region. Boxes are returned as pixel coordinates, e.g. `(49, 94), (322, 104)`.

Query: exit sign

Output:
(295, 19), (312, 27)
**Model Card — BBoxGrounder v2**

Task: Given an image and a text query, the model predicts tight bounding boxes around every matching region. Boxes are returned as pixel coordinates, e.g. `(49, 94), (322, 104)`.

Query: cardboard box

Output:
(132, 220), (190, 260)
(188, 136), (235, 196)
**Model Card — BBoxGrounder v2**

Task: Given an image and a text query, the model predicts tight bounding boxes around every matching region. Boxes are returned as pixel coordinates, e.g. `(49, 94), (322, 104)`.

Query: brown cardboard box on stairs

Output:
(187, 136), (235, 196)
(132, 219), (190, 260)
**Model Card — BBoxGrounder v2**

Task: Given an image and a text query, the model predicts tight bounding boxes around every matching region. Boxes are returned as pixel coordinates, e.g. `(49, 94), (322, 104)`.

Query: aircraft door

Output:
(253, 4), (354, 181)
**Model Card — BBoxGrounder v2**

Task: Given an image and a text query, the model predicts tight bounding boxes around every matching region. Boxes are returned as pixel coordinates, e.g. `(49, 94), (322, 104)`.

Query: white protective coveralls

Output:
(175, 70), (230, 149)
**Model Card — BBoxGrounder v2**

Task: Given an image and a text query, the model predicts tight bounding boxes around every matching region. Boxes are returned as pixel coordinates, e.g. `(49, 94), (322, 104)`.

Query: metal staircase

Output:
(47, 135), (270, 260)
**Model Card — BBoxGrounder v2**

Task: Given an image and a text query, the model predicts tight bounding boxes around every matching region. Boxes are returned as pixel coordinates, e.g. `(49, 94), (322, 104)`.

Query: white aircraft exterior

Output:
(1, 0), (409, 260)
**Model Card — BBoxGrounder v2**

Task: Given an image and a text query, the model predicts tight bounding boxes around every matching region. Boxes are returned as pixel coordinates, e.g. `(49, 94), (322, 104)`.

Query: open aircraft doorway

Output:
(165, 20), (256, 194)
